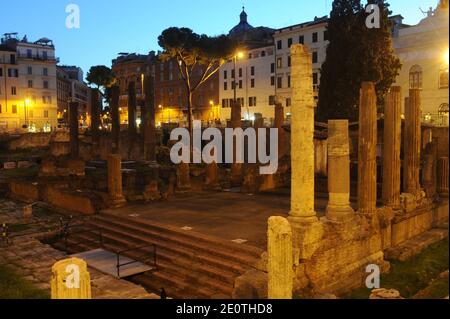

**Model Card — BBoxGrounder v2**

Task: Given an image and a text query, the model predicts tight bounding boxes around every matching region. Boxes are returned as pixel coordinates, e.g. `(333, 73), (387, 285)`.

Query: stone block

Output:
(3, 162), (16, 170)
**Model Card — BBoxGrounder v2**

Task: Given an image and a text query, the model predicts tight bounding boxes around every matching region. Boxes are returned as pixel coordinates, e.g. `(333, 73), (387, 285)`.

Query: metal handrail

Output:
(116, 244), (157, 278)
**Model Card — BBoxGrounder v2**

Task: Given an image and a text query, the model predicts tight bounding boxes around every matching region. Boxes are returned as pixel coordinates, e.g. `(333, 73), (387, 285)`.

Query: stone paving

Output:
(0, 199), (159, 299)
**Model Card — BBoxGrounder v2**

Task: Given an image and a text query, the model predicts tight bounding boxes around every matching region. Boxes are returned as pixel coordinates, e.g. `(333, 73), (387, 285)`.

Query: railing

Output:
(421, 113), (449, 127)
(116, 244), (157, 278)
(17, 53), (59, 63)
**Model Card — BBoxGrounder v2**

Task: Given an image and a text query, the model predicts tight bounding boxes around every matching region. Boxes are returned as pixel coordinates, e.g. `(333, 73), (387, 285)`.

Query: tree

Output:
(86, 65), (116, 101)
(158, 27), (236, 134)
(317, 0), (401, 122)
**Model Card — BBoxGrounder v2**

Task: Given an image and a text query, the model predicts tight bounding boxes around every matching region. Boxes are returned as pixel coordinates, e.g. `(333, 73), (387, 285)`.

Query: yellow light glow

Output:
(236, 51), (244, 59)
(25, 98), (31, 106)
(209, 100), (214, 105)
(444, 48), (449, 65)
(158, 105), (162, 109)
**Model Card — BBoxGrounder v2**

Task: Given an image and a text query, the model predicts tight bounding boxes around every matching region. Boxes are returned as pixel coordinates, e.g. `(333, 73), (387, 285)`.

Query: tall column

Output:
(69, 101), (79, 158)
(143, 74), (156, 162)
(403, 89), (422, 196)
(437, 157), (449, 197)
(108, 154), (126, 207)
(90, 88), (101, 158)
(110, 85), (120, 155)
(231, 100), (242, 186)
(288, 44), (322, 260)
(382, 86), (402, 209)
(358, 82), (377, 215)
(326, 120), (354, 221)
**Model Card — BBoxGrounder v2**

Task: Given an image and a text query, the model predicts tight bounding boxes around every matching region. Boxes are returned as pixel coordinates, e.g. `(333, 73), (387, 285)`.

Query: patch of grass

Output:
(0, 265), (50, 299)
(344, 238), (449, 299)
(413, 276), (449, 299)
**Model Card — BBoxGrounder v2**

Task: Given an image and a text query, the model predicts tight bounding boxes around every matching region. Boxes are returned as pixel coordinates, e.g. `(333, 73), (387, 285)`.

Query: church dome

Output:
(229, 7), (254, 35)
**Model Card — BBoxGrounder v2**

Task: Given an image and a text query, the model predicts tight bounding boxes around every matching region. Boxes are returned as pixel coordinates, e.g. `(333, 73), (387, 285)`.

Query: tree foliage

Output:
(158, 27), (237, 132)
(317, 0), (401, 122)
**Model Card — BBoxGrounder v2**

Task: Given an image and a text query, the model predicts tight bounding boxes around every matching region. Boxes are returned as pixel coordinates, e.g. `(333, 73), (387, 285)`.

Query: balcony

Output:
(17, 53), (59, 63)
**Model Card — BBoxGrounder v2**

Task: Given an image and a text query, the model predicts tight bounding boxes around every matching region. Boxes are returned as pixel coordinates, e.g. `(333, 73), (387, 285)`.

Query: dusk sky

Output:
(1, 0), (441, 78)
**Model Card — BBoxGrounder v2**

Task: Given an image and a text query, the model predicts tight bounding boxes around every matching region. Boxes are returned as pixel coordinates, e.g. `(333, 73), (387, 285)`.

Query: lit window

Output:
(409, 65), (423, 90)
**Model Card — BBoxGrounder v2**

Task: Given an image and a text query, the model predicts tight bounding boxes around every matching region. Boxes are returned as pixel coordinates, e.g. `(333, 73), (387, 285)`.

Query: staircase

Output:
(57, 211), (264, 299)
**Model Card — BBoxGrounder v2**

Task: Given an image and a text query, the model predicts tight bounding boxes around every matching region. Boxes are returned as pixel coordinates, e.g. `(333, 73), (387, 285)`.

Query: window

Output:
(269, 95), (276, 105)
(251, 66), (255, 76)
(27, 49), (32, 58)
(312, 52), (318, 64)
(232, 81), (235, 90)
(231, 69), (235, 78)
(271, 63), (275, 73)
(324, 31), (329, 41)
(11, 86), (16, 95)
(224, 70), (227, 79)
(239, 68), (243, 78)
(12, 105), (17, 114)
(271, 76), (275, 86)
(251, 79), (255, 88)
(10, 54), (15, 64)
(299, 35), (304, 44)
(261, 51), (266, 57)
(28, 80), (33, 88)
(27, 66), (32, 75)
(42, 51), (48, 60)
(43, 81), (49, 89)
(169, 72), (173, 81)
(249, 97), (257, 107)
(313, 72), (319, 85)
(277, 77), (283, 89)
(286, 98), (292, 107)
(277, 57), (282, 68)
(239, 80), (243, 89)
(44, 110), (49, 118)
(439, 66), (449, 89)
(160, 72), (164, 81)
(277, 40), (282, 50)
(43, 68), (48, 76)
(288, 38), (293, 48)
(222, 99), (229, 108)
(312, 32), (318, 43)
(224, 82), (228, 91)
(288, 56), (291, 67)
(0, 68), (2, 77)
(409, 65), (422, 90)
(287, 75), (291, 88)
(8, 69), (18, 77)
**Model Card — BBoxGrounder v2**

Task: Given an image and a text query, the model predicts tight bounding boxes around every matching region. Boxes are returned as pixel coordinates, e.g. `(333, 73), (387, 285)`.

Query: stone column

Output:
(69, 101), (79, 158)
(231, 100), (242, 186)
(358, 82), (377, 215)
(110, 86), (120, 155)
(288, 44), (322, 260)
(108, 154), (126, 207)
(90, 88), (101, 158)
(143, 74), (156, 162)
(382, 86), (402, 209)
(274, 102), (287, 158)
(326, 120), (354, 221)
(437, 157), (449, 197)
(403, 90), (422, 196)
(176, 163), (191, 193)
(268, 216), (293, 299)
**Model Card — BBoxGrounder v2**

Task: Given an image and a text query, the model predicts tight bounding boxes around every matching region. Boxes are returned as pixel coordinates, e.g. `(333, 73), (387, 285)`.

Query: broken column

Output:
(231, 100), (242, 186)
(69, 101), (79, 158)
(267, 216), (293, 299)
(110, 85), (121, 155)
(326, 120), (354, 222)
(288, 44), (322, 260)
(358, 82), (378, 215)
(437, 157), (449, 197)
(382, 86), (402, 209)
(403, 90), (422, 197)
(51, 258), (91, 299)
(176, 162), (191, 193)
(108, 153), (126, 208)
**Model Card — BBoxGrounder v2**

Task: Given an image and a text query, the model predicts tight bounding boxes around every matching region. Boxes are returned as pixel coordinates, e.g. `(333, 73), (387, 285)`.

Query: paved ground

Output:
(0, 199), (158, 299)
(105, 189), (358, 249)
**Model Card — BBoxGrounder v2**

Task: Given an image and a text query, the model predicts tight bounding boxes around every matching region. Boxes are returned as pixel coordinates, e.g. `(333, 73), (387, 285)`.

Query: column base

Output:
(288, 214), (323, 260)
(325, 205), (355, 223)
(109, 195), (126, 208)
(143, 181), (161, 201)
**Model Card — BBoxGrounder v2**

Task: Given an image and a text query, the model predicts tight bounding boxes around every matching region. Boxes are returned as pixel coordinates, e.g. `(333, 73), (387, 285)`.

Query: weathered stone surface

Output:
(3, 162), (16, 170)
(369, 288), (403, 299)
(358, 82), (377, 215)
(232, 269), (268, 299)
(176, 163), (191, 192)
(437, 157), (449, 197)
(268, 216), (293, 299)
(403, 90), (422, 196)
(107, 154), (126, 208)
(51, 258), (92, 299)
(382, 86), (402, 209)
(326, 120), (354, 222)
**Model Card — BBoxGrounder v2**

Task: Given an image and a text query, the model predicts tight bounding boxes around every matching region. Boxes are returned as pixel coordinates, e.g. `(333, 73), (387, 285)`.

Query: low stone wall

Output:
(391, 205), (435, 246)
(43, 186), (98, 215)
(9, 180), (40, 203)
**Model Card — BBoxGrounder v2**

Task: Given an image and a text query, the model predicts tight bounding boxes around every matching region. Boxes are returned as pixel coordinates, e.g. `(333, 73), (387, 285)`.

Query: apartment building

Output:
(0, 33), (58, 133)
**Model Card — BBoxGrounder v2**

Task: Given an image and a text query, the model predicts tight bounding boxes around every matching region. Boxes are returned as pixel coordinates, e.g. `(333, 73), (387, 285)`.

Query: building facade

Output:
(0, 33), (58, 133)
(392, 2), (449, 126)
(57, 65), (91, 128)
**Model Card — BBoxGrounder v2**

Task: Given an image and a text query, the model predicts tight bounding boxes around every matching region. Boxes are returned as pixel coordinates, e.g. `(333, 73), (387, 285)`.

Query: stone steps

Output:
(58, 212), (263, 299)
(385, 228), (449, 262)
